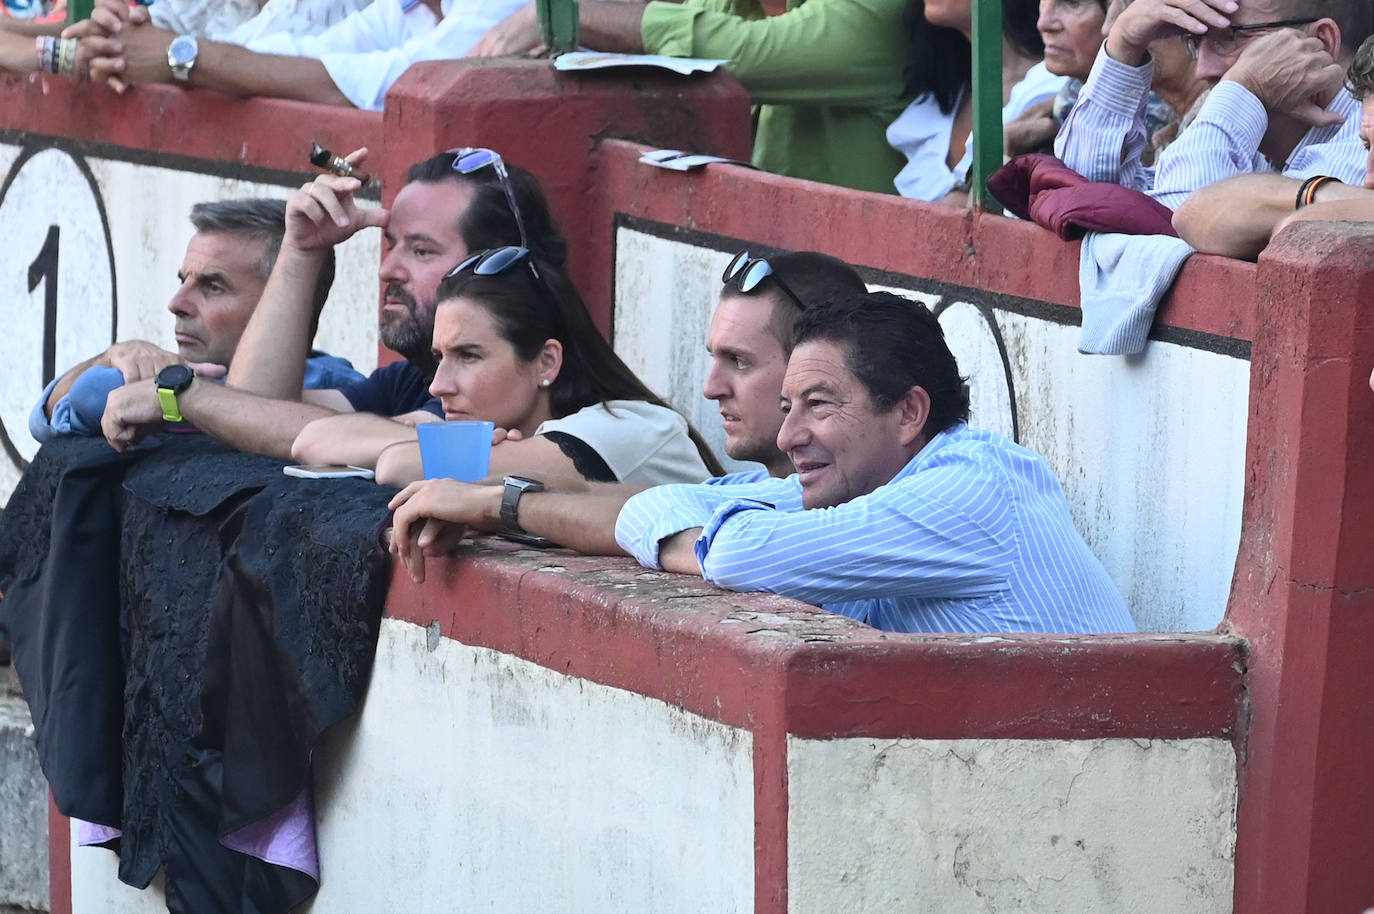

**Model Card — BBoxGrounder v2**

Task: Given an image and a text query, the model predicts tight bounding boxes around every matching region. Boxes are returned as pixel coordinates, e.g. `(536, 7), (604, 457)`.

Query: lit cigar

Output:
(309, 143), (373, 185)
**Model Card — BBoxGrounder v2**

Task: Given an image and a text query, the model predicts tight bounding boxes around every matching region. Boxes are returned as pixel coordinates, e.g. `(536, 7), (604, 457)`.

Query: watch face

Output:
(156, 364), (194, 390)
(169, 35), (197, 66)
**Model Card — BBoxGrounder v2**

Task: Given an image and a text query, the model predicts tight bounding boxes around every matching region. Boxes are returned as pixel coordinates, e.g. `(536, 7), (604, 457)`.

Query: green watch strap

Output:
(157, 386), (184, 423)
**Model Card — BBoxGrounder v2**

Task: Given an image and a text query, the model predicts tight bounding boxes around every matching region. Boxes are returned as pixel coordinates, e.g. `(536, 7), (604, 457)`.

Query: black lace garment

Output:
(0, 434), (393, 913)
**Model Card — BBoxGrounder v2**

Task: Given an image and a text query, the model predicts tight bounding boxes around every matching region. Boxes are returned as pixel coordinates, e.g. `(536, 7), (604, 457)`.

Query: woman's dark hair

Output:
(435, 257), (725, 476)
(904, 0), (1045, 113)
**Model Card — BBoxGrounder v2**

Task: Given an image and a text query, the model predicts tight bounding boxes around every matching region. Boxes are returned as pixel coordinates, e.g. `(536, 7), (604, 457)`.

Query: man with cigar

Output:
(100, 149), (566, 459)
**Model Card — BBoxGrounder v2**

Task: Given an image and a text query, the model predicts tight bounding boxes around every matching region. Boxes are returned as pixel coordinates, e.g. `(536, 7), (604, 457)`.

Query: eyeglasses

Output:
(722, 251), (806, 311)
(1183, 17), (1317, 59)
(447, 245), (541, 281)
(447, 147), (530, 252)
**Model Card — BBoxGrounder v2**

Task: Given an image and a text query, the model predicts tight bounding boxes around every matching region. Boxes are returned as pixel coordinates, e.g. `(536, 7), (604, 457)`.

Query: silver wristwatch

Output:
(167, 34), (198, 82)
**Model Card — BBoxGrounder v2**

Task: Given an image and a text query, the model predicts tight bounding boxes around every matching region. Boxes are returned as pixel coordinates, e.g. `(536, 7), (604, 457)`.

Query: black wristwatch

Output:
(155, 364), (195, 422)
(500, 476), (545, 535)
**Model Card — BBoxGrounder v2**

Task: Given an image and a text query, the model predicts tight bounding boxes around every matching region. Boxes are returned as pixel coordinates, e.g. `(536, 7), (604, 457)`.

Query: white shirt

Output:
(886, 61), (1067, 200)
(223, 0), (377, 44)
(238, 0), (527, 110)
(536, 400), (712, 486)
(149, 0), (262, 39)
(1056, 43), (1368, 208)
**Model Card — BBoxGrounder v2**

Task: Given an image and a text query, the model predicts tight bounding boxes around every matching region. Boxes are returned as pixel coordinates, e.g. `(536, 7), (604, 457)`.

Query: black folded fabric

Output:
(0, 435), (393, 913)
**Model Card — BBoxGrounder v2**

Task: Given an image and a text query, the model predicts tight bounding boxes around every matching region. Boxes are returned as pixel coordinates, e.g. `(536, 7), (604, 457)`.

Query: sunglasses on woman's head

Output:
(447, 245), (541, 281)
(722, 251), (807, 311)
(446, 146), (530, 252)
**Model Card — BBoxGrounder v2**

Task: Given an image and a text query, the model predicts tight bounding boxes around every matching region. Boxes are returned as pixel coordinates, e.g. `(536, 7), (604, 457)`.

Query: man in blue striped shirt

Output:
(615, 292), (1136, 634)
(1056, 0), (1370, 206)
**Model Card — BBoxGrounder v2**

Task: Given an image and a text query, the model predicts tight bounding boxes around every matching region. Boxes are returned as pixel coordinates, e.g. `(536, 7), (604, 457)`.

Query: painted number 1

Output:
(27, 224), (59, 389)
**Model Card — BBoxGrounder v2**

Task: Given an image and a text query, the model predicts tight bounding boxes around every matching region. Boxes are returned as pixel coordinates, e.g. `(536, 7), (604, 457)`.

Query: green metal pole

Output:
(969, 0), (1003, 213)
(65, 0), (94, 23)
(537, 0), (580, 54)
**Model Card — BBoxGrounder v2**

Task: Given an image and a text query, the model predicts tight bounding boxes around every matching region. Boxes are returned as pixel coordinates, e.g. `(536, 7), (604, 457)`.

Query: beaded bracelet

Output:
(57, 38), (80, 78)
(34, 36), (57, 75)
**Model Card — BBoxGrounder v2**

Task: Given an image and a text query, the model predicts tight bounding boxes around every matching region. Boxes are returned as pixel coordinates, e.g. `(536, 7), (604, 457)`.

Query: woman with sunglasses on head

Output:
(373, 246), (723, 491)
(886, 0), (1068, 203)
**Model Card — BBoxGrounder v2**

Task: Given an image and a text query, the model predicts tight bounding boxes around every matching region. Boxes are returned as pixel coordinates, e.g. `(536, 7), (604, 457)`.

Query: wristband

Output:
(154, 365), (195, 423)
(36, 36), (57, 74)
(1296, 175), (1341, 209)
(57, 38), (80, 78)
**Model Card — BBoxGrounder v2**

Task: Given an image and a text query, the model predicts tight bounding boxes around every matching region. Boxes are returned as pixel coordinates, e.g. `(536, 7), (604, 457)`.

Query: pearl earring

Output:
(540, 379), (551, 387)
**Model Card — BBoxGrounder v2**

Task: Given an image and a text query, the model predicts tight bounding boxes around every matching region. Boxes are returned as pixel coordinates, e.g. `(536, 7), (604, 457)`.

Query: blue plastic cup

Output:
(416, 420), (495, 481)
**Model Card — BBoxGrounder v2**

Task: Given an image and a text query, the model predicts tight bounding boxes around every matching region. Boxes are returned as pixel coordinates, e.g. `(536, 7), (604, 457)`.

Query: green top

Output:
(641, 0), (913, 194)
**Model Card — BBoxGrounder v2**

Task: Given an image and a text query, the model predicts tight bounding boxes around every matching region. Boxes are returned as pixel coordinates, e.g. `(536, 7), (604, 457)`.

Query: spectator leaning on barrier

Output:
(613, 292), (1136, 634)
(62, 0), (525, 109)
(1056, 0), (1372, 209)
(1013, 0), (1208, 163)
(393, 291), (1136, 635)
(100, 148), (565, 460)
(885, 0), (1068, 202)
(362, 247), (724, 489)
(467, 0), (915, 194)
(383, 249), (869, 566)
(1173, 32), (1374, 258)
(29, 198), (361, 443)
(0, 0), (371, 80)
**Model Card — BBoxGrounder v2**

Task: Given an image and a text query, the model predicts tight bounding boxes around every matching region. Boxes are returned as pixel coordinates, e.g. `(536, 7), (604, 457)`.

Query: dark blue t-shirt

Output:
(336, 361), (443, 417)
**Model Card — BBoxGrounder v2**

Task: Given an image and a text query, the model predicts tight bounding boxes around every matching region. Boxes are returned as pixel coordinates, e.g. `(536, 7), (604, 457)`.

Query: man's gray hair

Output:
(188, 198), (335, 321)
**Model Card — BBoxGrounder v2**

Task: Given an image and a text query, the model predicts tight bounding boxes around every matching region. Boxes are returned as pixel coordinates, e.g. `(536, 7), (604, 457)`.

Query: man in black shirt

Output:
(101, 149), (566, 461)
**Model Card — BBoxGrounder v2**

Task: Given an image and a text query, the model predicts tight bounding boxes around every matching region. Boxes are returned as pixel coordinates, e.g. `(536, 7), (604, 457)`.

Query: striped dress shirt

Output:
(1055, 44), (1367, 208)
(615, 425), (1136, 635)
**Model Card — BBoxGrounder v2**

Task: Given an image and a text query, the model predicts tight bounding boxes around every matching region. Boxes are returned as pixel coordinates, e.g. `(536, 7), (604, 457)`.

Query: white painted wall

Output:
(304, 618), (756, 913)
(63, 622), (1241, 914)
(613, 228), (1249, 632)
(787, 736), (1237, 914)
(0, 142), (381, 502)
(69, 832), (164, 914)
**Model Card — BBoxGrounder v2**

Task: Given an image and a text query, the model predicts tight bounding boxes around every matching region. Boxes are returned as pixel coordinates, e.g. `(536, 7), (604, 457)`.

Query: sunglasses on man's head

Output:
(722, 251), (807, 311)
(446, 146), (530, 252)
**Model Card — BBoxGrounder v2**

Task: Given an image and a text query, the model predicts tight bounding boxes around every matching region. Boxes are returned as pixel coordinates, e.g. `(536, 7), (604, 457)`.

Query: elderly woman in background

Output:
(1008, 0), (1206, 163)
(1003, 0), (1106, 156)
(886, 0), (1066, 203)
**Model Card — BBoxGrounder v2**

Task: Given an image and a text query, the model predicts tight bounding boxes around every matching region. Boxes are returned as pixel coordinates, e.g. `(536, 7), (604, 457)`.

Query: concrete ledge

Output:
(387, 539), (1246, 742)
(0, 693), (48, 913)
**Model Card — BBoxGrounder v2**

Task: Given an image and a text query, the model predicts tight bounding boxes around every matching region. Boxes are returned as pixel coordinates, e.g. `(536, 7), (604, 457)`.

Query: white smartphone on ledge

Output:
(283, 464), (375, 480)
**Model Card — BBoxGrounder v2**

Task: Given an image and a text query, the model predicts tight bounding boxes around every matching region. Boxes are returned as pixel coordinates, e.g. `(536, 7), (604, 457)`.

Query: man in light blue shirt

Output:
(1056, 0), (1370, 207)
(30, 198), (360, 443)
(615, 292), (1135, 634)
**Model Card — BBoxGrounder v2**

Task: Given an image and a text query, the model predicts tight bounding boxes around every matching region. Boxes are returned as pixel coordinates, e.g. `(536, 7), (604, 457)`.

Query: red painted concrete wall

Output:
(384, 543), (1245, 914)
(5, 55), (1370, 914)
(1226, 223), (1374, 914)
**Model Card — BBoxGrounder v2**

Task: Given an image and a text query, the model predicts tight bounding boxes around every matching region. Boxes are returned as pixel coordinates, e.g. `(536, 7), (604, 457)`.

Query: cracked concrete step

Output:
(0, 691), (49, 914)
